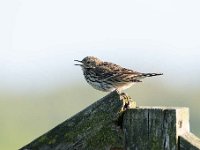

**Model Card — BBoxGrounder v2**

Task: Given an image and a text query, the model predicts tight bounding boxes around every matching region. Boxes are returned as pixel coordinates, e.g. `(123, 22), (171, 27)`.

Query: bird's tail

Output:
(140, 73), (163, 78)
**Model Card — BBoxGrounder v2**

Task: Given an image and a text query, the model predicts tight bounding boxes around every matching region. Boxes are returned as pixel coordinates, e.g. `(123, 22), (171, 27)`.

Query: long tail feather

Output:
(141, 73), (163, 77)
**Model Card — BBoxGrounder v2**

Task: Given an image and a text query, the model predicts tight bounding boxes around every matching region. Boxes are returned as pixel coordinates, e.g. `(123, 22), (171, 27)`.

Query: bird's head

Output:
(74, 56), (102, 68)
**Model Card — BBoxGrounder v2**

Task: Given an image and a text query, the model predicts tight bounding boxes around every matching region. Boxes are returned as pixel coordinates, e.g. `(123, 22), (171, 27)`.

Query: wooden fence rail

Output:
(20, 91), (200, 150)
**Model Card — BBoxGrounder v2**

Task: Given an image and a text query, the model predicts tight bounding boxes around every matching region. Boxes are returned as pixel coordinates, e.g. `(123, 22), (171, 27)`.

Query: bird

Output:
(74, 56), (163, 93)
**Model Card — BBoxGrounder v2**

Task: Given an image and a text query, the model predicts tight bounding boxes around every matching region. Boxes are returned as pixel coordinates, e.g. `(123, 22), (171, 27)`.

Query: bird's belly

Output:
(85, 79), (115, 92)
(117, 82), (135, 91)
(85, 77), (135, 92)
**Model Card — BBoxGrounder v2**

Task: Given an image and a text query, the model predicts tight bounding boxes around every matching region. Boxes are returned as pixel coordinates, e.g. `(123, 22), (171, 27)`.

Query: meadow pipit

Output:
(74, 56), (163, 93)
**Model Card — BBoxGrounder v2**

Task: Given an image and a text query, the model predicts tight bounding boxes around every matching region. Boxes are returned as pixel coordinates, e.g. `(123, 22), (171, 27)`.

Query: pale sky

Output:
(0, 0), (200, 92)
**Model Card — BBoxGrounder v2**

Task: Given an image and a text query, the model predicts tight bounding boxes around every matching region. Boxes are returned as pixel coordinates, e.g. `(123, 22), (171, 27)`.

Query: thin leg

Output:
(120, 92), (137, 110)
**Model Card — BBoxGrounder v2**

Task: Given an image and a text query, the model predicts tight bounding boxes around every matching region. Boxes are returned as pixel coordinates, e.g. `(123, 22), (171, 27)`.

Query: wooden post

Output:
(20, 92), (200, 150)
(123, 107), (189, 150)
(179, 132), (200, 150)
(20, 91), (136, 150)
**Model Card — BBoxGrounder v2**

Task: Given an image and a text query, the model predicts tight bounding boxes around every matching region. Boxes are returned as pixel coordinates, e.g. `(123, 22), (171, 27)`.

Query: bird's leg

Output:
(119, 92), (137, 110)
(120, 92), (129, 100)
(114, 89), (130, 100)
(113, 89), (137, 109)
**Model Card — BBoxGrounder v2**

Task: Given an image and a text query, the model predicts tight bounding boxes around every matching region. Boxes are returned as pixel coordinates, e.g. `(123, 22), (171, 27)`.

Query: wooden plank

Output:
(179, 132), (200, 150)
(123, 107), (189, 150)
(20, 91), (136, 150)
(20, 91), (200, 150)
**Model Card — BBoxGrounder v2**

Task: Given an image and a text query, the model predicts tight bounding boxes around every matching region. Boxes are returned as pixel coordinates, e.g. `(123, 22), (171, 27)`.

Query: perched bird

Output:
(75, 56), (163, 92)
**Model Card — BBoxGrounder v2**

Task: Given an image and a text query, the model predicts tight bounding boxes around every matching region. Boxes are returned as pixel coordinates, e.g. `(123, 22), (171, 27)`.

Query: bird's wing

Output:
(93, 65), (117, 80)
(93, 62), (142, 82)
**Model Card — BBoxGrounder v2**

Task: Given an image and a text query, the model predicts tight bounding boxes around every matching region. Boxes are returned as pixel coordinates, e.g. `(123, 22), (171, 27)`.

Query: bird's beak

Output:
(74, 60), (83, 66)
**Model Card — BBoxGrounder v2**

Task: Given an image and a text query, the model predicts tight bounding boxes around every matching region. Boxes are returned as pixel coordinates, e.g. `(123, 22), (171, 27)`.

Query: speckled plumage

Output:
(75, 56), (163, 92)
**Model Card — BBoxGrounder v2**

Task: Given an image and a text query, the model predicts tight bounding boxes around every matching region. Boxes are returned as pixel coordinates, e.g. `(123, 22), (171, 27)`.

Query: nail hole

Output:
(178, 120), (182, 128)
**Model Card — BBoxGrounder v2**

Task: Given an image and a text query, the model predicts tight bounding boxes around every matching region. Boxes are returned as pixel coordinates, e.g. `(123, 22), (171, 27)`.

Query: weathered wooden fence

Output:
(20, 91), (200, 150)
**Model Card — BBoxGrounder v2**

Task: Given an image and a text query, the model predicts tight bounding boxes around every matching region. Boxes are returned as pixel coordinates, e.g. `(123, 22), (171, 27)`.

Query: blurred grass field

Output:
(1, 80), (200, 150)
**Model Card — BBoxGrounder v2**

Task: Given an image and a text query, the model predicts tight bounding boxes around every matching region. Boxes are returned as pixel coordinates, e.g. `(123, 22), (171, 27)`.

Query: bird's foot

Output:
(120, 92), (137, 110)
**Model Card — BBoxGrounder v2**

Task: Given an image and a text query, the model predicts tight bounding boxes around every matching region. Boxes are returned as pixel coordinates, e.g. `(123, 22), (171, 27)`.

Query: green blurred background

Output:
(1, 0), (200, 149)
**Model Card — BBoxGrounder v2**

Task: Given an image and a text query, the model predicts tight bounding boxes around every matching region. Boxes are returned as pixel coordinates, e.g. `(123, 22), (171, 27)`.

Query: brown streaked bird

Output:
(74, 56), (163, 92)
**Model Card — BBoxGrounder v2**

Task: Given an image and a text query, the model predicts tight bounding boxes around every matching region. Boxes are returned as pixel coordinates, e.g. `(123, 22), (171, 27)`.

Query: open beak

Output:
(74, 60), (83, 66)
